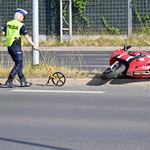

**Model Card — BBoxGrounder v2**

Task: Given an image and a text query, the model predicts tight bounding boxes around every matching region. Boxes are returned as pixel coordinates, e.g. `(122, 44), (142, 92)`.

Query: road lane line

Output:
(59, 54), (110, 56)
(11, 89), (105, 94)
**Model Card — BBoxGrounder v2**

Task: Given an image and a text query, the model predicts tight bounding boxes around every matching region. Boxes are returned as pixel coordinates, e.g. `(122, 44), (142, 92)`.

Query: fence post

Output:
(69, 0), (72, 42)
(60, 0), (72, 43)
(32, 0), (39, 65)
(128, 0), (132, 36)
(60, 0), (63, 43)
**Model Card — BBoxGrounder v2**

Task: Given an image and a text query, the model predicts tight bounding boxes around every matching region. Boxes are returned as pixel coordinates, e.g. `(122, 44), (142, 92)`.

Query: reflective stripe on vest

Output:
(5, 20), (24, 47)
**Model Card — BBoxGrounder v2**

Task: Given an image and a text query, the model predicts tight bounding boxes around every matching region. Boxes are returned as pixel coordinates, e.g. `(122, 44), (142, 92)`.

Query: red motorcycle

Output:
(101, 46), (150, 79)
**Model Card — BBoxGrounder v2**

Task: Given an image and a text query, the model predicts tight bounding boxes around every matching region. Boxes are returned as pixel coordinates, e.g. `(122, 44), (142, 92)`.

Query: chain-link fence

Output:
(84, 0), (128, 34)
(0, 0), (150, 36)
(0, 0), (60, 35)
(132, 0), (150, 32)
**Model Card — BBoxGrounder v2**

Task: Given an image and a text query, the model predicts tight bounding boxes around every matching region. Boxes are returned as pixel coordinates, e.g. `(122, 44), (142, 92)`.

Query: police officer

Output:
(2, 8), (39, 88)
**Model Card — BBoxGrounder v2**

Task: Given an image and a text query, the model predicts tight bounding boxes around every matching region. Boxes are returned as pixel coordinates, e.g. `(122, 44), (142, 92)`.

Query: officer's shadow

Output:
(0, 83), (20, 88)
(0, 78), (20, 88)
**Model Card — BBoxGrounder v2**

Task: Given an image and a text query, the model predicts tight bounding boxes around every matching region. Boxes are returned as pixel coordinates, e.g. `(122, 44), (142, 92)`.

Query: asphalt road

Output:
(1, 46), (150, 72)
(43, 50), (112, 72)
(0, 83), (150, 150)
(0, 49), (112, 72)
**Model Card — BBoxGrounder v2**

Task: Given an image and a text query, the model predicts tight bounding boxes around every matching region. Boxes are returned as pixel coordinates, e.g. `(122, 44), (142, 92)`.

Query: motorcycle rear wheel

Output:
(101, 63), (126, 79)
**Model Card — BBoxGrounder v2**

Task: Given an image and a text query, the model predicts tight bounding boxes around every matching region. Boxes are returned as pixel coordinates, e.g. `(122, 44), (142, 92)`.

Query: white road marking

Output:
(59, 54), (110, 56)
(11, 89), (105, 94)
(73, 65), (109, 68)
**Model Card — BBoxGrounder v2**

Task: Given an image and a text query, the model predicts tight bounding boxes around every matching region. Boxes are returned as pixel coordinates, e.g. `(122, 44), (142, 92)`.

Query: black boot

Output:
(19, 75), (32, 87)
(5, 76), (15, 88)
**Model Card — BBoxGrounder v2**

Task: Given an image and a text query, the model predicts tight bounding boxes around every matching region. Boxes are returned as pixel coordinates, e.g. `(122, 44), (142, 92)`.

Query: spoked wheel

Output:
(52, 72), (66, 86)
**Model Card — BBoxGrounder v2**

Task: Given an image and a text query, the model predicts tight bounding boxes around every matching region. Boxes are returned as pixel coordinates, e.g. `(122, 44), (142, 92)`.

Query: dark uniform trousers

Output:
(8, 44), (24, 79)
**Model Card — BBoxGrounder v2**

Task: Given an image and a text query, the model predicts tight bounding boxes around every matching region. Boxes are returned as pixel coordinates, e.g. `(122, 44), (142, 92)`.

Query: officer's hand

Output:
(32, 46), (39, 50)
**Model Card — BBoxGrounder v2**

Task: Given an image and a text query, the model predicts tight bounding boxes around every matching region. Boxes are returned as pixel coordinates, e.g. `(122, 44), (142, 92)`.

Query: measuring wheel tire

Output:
(52, 72), (66, 86)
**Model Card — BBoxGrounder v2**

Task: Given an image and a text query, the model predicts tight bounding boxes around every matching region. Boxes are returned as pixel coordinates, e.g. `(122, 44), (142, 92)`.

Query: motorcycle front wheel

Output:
(101, 63), (126, 79)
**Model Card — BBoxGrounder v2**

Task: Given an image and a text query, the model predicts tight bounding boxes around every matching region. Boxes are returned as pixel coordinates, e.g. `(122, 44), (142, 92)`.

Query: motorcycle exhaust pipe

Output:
(133, 71), (150, 75)
(141, 71), (150, 75)
(133, 71), (141, 75)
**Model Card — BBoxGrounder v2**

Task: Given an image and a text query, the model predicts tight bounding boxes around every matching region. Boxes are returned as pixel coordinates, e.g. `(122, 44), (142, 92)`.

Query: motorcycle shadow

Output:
(87, 74), (150, 86)
(87, 74), (111, 86)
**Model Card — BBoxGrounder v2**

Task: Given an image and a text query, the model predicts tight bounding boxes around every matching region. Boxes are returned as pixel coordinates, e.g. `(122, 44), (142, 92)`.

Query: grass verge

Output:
(0, 65), (99, 78)
(1, 34), (150, 47)
(31, 35), (150, 47)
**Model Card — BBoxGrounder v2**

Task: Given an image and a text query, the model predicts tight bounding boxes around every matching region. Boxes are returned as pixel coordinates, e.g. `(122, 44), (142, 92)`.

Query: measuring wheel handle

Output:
(52, 72), (66, 86)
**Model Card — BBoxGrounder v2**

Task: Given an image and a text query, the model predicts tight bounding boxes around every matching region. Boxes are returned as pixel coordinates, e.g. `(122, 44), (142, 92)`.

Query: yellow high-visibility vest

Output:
(5, 20), (24, 47)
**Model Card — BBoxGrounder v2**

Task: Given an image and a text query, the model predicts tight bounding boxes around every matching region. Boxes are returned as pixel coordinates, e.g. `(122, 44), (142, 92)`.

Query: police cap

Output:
(16, 8), (28, 16)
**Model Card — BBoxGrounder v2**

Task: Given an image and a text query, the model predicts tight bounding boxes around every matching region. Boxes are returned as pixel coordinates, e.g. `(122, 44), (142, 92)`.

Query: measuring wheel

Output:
(51, 72), (66, 86)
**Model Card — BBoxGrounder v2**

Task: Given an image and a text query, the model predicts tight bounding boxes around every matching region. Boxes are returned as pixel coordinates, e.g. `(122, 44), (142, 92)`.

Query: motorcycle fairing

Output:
(109, 48), (150, 79)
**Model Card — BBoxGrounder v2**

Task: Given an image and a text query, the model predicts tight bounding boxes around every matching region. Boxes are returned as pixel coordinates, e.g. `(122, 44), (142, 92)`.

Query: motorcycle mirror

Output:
(126, 45), (132, 49)
(122, 45), (132, 51)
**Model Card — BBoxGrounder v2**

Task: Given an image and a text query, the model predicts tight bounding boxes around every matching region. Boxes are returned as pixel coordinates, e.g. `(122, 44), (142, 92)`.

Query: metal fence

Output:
(84, 0), (128, 34)
(132, 0), (150, 32)
(0, 0), (150, 36)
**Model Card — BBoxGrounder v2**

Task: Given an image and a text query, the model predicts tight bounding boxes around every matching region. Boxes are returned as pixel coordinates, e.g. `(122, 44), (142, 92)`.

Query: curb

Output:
(30, 77), (150, 86)
(0, 78), (92, 86)
(1, 77), (150, 87)
(1, 46), (150, 51)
